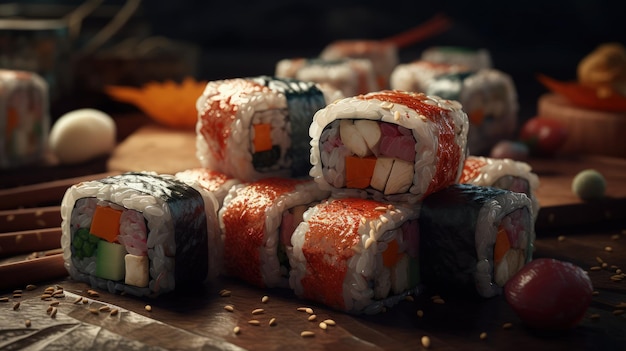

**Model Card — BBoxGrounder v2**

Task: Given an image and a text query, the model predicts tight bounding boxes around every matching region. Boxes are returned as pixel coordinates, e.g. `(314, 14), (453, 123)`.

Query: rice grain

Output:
(300, 331), (315, 337)
(252, 308), (264, 315)
(421, 336), (431, 348)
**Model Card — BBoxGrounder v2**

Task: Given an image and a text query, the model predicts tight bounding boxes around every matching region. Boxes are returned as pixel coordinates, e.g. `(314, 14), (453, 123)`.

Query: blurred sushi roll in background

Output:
(60, 172), (220, 297)
(288, 197), (421, 314)
(426, 69), (518, 156)
(460, 156), (540, 219)
(320, 40), (399, 89)
(309, 90), (469, 204)
(0, 69), (49, 169)
(418, 184), (535, 298)
(275, 57), (379, 97)
(421, 46), (493, 71)
(390, 60), (471, 94)
(195, 76), (342, 182)
(219, 178), (330, 288)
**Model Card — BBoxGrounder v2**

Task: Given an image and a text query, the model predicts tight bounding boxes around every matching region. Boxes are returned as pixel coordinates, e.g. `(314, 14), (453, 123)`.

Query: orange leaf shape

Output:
(105, 77), (207, 129)
(537, 74), (626, 112)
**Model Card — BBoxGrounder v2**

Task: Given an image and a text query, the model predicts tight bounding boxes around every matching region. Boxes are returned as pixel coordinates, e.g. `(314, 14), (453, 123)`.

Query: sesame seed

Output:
(50, 307), (57, 318)
(590, 313), (601, 319)
(323, 319), (336, 326)
(613, 309), (624, 316)
(224, 305), (234, 312)
(602, 262), (609, 269)
(13, 302), (20, 310)
(590, 266), (602, 271)
(375, 206), (387, 212)
(73, 297), (83, 304)
(219, 289), (231, 297)
(12, 293), (21, 299)
(393, 111), (401, 121)
(305, 308), (314, 314)
(40, 294), (52, 300)
(110, 309), (119, 316)
(25, 284), (36, 291)
(49, 301), (60, 307)
(25, 319), (31, 327)
(145, 305), (152, 312)
(592, 291), (600, 296)
(87, 290), (99, 297)
(300, 331), (315, 337)
(596, 257), (604, 264)
(252, 308), (264, 315)
(404, 295), (414, 302)
(269, 318), (277, 326)
(46, 306), (53, 314)
(365, 237), (375, 249)
(0, 297), (8, 302)
(502, 322), (513, 329)
(432, 298), (445, 304)
(605, 246), (613, 252)
(248, 320), (260, 326)
(234, 326), (241, 334)
(308, 314), (317, 321)
(480, 332), (488, 340)
(557, 235), (565, 242)
(13, 290), (22, 295)
(421, 336), (431, 348)
(416, 309), (424, 318)
(261, 295), (269, 304)
(89, 308), (99, 315)
(319, 322), (327, 330)
(616, 302), (626, 308)
(99, 306), (110, 312)
(611, 234), (620, 240)
(380, 101), (394, 110)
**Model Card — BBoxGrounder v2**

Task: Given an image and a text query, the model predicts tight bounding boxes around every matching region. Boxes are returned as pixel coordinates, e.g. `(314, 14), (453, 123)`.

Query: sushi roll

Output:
(195, 76), (341, 181)
(390, 60), (471, 94)
(60, 172), (220, 297)
(421, 46), (492, 71)
(175, 168), (240, 207)
(275, 57), (378, 97)
(288, 197), (421, 314)
(419, 184), (535, 298)
(425, 69), (519, 156)
(0, 69), (49, 168)
(219, 178), (330, 288)
(460, 156), (540, 219)
(309, 90), (469, 204)
(320, 40), (398, 89)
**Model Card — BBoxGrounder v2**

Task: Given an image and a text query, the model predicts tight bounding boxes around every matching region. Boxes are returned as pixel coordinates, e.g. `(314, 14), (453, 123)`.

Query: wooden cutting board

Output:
(107, 125), (626, 230)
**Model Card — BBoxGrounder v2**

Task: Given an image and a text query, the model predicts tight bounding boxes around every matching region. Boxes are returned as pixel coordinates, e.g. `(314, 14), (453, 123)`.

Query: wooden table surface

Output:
(1, 117), (625, 350)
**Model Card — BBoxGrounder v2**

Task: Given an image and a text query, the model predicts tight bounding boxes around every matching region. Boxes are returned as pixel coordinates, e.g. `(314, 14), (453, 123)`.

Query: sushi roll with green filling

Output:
(289, 197), (421, 314)
(309, 90), (469, 204)
(60, 172), (220, 297)
(418, 184), (535, 298)
(195, 76), (341, 181)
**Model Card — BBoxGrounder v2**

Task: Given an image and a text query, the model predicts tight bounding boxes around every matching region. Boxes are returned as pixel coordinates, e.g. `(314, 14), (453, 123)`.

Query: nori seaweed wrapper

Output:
(99, 172), (209, 289)
(418, 183), (529, 297)
(252, 76), (326, 178)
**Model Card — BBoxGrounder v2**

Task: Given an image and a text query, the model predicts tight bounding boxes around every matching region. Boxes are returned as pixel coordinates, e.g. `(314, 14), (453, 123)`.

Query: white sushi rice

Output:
(473, 191), (534, 298)
(309, 93), (468, 204)
(60, 172), (220, 297)
(195, 78), (342, 182)
(288, 199), (421, 314)
(390, 60), (470, 93)
(219, 180), (330, 288)
(421, 46), (493, 71)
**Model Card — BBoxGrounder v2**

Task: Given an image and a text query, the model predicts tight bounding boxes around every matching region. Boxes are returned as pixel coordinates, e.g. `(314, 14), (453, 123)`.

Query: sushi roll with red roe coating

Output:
(219, 178), (330, 288)
(288, 197), (421, 314)
(195, 76), (341, 182)
(309, 90), (469, 204)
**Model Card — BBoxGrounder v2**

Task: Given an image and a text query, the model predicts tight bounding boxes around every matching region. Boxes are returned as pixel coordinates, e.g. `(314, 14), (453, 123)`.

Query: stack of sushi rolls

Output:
(195, 76), (342, 182)
(390, 60), (519, 156)
(309, 90), (470, 204)
(275, 57), (379, 98)
(60, 172), (221, 297)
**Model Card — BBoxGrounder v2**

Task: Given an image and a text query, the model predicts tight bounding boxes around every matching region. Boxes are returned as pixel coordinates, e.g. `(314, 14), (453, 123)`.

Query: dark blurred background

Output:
(2, 0), (625, 123)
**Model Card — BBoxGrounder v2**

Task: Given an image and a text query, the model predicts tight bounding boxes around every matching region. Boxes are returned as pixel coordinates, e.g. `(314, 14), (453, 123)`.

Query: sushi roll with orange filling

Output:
(219, 178), (330, 288)
(288, 197), (421, 314)
(60, 172), (220, 297)
(275, 57), (378, 97)
(309, 90), (469, 204)
(419, 184), (535, 298)
(195, 76), (341, 181)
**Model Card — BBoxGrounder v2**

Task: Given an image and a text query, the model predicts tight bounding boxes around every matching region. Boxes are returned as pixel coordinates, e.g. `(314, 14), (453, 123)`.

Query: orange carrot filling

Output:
(345, 156), (377, 188)
(382, 239), (403, 268)
(90, 206), (123, 242)
(494, 226), (511, 264)
(253, 123), (273, 152)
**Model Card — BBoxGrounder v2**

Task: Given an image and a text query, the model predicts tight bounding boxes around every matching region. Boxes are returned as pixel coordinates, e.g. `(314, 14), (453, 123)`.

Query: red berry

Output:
(504, 258), (593, 330)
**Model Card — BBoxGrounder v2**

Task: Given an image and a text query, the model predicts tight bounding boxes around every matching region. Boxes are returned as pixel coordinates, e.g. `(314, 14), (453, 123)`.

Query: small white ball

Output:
(49, 109), (116, 164)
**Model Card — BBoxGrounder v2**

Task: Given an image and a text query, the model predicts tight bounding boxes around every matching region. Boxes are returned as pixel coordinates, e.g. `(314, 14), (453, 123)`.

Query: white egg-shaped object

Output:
(49, 109), (116, 164)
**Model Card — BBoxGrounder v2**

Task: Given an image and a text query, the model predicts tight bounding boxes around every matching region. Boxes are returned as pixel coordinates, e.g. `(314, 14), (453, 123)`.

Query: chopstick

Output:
(0, 171), (119, 210)
(0, 227), (63, 257)
(0, 252), (67, 291)
(0, 206), (61, 233)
